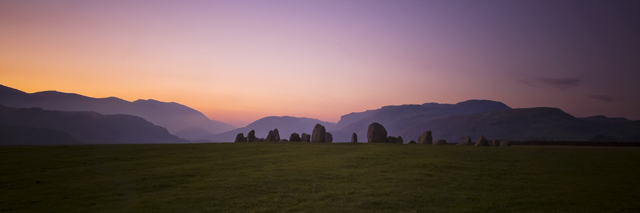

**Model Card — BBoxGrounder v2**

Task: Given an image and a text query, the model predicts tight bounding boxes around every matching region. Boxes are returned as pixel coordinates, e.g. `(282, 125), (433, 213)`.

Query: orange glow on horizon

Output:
(2, 0), (639, 124)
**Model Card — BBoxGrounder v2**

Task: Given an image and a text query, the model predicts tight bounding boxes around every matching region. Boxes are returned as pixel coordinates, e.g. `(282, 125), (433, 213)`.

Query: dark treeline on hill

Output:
(0, 84), (235, 140)
(0, 104), (187, 145)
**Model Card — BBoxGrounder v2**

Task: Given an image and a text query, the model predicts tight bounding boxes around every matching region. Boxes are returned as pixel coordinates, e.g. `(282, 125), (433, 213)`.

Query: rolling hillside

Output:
(0, 105), (187, 144)
(0, 84), (235, 138)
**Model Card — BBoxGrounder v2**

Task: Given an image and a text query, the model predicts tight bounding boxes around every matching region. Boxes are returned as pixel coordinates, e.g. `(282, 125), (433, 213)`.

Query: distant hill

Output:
(0, 105), (187, 144)
(396, 107), (621, 142)
(173, 127), (216, 141)
(332, 100), (640, 143)
(0, 84), (235, 138)
(205, 116), (336, 142)
(0, 123), (82, 145)
(334, 100), (511, 142)
(580, 115), (640, 141)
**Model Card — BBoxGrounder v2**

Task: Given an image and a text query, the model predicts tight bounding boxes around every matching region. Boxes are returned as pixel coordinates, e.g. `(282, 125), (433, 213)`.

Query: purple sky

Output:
(1, 0), (639, 126)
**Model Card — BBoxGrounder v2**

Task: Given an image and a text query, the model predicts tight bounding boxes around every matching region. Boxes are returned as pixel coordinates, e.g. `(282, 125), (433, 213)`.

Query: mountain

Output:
(0, 84), (235, 138)
(0, 105), (187, 144)
(580, 115), (640, 141)
(205, 116), (337, 142)
(396, 107), (613, 142)
(334, 100), (511, 142)
(333, 100), (640, 142)
(0, 123), (82, 145)
(173, 127), (215, 141)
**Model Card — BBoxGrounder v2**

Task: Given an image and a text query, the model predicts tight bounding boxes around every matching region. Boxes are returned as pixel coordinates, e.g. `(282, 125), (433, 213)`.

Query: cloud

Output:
(518, 79), (538, 88)
(517, 77), (580, 91)
(537, 77), (580, 90)
(589, 94), (614, 102)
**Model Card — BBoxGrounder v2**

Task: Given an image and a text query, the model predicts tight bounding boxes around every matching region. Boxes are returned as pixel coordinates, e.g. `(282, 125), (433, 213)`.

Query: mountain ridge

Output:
(2, 85), (638, 143)
(0, 104), (187, 144)
(335, 100), (511, 142)
(0, 84), (235, 138)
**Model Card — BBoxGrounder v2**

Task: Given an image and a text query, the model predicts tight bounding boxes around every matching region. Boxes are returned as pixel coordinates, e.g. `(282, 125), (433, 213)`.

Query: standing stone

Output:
(266, 128), (281, 142)
(351, 133), (358, 143)
(433, 139), (447, 145)
(289, 133), (301, 142)
(409, 140), (417, 144)
(325, 132), (333, 143)
(367, 122), (388, 143)
(500, 139), (511, 147)
(457, 135), (472, 146)
(490, 139), (499, 147)
(247, 130), (256, 142)
(234, 133), (245, 143)
(386, 136), (398, 143)
(397, 136), (404, 144)
(273, 129), (280, 141)
(418, 131), (433, 144)
(301, 133), (311, 142)
(265, 130), (274, 142)
(311, 124), (326, 142)
(474, 135), (489, 146)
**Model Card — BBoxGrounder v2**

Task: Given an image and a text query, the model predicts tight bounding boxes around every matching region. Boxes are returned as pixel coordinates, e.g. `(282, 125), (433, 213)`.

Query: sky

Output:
(1, 0), (639, 127)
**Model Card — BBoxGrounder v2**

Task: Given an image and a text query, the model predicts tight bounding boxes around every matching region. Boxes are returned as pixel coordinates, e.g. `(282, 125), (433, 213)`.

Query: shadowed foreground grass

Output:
(1, 143), (639, 212)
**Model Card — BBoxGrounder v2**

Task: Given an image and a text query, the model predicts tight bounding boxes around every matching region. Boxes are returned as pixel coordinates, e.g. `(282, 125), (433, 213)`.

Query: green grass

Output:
(1, 143), (639, 212)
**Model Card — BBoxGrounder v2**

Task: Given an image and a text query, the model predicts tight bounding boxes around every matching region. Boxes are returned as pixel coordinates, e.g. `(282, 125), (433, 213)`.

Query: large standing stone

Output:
(266, 128), (280, 142)
(234, 133), (245, 143)
(265, 130), (274, 142)
(289, 133), (301, 142)
(433, 139), (448, 145)
(474, 135), (489, 146)
(457, 135), (472, 146)
(311, 124), (326, 142)
(247, 130), (256, 142)
(418, 131), (433, 144)
(301, 133), (311, 142)
(351, 133), (358, 143)
(273, 129), (280, 141)
(397, 136), (404, 144)
(386, 136), (398, 143)
(500, 139), (511, 147)
(367, 122), (387, 143)
(325, 132), (333, 143)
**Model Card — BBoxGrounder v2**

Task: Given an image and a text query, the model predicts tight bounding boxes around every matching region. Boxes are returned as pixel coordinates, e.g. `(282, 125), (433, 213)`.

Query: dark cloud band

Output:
(589, 94), (614, 102)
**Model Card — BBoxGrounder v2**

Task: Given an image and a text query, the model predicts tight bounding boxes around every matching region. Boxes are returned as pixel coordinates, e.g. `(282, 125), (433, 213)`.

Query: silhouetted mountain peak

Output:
(453, 99), (510, 111)
(335, 100), (512, 140)
(421, 102), (453, 107)
(32, 90), (86, 99)
(582, 115), (635, 124)
(0, 84), (28, 97)
(0, 105), (187, 144)
(0, 84), (236, 137)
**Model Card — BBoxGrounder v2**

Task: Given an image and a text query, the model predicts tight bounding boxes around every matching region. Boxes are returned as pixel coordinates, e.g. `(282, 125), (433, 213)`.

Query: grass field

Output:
(1, 143), (639, 212)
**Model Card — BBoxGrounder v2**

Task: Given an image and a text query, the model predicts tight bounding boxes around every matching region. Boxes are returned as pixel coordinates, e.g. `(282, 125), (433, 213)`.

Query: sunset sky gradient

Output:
(2, 0), (639, 127)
